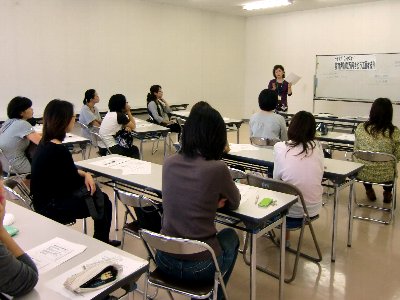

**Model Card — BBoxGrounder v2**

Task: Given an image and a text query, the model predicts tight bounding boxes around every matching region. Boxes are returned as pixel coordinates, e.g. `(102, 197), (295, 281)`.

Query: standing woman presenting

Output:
(268, 65), (292, 112)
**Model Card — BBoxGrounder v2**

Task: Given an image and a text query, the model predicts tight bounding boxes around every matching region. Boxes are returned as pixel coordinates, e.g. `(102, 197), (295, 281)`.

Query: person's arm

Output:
(148, 102), (164, 124)
(273, 143), (283, 179)
(26, 132), (42, 145)
(218, 163), (241, 210)
(90, 119), (102, 127)
(0, 201), (38, 296)
(125, 106), (136, 130)
(279, 117), (288, 141)
(392, 128), (400, 160)
(116, 111), (135, 131)
(268, 79), (275, 90)
(159, 98), (172, 114)
(77, 170), (96, 195)
(287, 81), (292, 96)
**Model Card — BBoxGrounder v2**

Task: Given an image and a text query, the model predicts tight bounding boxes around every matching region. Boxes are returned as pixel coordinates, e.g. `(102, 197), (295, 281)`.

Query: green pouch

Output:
(258, 198), (273, 207)
(5, 225), (19, 237)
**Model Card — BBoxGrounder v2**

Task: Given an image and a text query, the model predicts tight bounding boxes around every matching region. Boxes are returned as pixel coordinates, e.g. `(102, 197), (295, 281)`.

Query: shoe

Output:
(107, 240), (122, 247)
(383, 191), (393, 204)
(366, 188), (377, 201)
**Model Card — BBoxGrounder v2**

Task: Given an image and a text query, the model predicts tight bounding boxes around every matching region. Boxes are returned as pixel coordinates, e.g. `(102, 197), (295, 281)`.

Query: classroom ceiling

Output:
(143, 0), (384, 16)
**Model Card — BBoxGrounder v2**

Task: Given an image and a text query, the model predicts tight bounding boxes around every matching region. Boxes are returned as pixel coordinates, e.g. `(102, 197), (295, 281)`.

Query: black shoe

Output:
(107, 240), (122, 247)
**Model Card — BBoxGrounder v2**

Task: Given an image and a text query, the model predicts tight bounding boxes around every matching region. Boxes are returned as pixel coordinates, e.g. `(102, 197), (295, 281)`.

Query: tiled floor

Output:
(17, 121), (400, 300)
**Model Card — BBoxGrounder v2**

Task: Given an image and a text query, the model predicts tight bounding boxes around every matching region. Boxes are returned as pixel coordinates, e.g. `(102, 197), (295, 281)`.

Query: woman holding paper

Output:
(0, 161), (39, 297)
(268, 65), (292, 112)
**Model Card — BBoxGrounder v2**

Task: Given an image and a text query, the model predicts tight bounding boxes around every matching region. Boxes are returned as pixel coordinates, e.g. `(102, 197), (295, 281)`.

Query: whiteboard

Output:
(314, 53), (400, 103)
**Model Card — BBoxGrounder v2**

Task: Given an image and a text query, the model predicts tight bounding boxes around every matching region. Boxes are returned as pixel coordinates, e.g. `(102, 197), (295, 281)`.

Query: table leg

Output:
(113, 184), (119, 232)
(331, 184), (339, 262)
(140, 140), (144, 160)
(347, 182), (354, 247)
(250, 233), (256, 300)
(279, 216), (286, 300)
(163, 133), (168, 158)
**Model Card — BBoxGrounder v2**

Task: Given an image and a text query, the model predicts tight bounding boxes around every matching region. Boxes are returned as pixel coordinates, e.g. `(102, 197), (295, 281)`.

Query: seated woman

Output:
(354, 98), (400, 203)
(249, 89), (288, 142)
(273, 111), (324, 243)
(156, 101), (240, 299)
(78, 89), (102, 136)
(99, 94), (140, 159)
(0, 162), (38, 297)
(30, 99), (120, 246)
(0, 97), (42, 174)
(146, 85), (181, 138)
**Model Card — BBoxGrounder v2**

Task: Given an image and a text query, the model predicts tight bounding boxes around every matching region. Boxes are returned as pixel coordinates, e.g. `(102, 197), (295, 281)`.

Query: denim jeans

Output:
(155, 228), (239, 300)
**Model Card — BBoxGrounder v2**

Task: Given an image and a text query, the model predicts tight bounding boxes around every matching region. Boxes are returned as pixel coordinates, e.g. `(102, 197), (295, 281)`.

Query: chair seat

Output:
(123, 220), (141, 237)
(148, 268), (214, 297)
(287, 215), (319, 230)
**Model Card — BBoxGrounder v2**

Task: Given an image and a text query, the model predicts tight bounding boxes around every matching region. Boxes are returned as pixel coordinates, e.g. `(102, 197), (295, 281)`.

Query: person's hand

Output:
(84, 173), (96, 195)
(124, 126), (132, 132)
(0, 199), (6, 229)
(125, 103), (131, 112)
(218, 198), (227, 208)
(224, 143), (230, 153)
(272, 82), (276, 90)
(288, 82), (292, 88)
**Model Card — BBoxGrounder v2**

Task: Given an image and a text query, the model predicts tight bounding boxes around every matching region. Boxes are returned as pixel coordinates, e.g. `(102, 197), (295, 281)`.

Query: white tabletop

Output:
(76, 155), (163, 197)
(76, 155), (296, 225)
(6, 201), (148, 300)
(33, 125), (90, 145)
(133, 118), (170, 135)
(171, 111), (243, 125)
(316, 131), (355, 144)
(225, 144), (364, 182)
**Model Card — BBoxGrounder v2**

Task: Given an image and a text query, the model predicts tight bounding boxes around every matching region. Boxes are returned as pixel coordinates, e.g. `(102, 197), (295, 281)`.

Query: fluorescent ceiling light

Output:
(242, 0), (293, 11)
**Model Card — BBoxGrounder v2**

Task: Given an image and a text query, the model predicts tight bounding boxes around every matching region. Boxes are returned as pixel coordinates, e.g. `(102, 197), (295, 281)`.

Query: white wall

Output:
(0, 0), (245, 119)
(244, 0), (400, 125)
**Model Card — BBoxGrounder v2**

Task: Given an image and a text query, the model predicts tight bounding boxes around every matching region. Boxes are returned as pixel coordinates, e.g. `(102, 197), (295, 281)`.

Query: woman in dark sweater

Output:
(31, 99), (120, 246)
(0, 162), (38, 297)
(156, 101), (240, 300)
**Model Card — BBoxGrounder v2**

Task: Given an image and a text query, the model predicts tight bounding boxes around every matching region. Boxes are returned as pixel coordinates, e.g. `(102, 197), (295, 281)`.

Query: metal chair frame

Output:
(140, 229), (229, 300)
(242, 174), (322, 283)
(114, 189), (161, 249)
(90, 132), (113, 156)
(3, 177), (87, 233)
(76, 121), (96, 158)
(351, 150), (397, 225)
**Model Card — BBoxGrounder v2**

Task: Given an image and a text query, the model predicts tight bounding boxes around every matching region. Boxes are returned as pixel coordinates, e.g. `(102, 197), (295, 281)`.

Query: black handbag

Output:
(73, 185), (105, 220)
(114, 129), (134, 149)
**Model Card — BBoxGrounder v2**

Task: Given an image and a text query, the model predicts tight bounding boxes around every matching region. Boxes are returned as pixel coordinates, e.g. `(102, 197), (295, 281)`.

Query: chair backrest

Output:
(116, 189), (158, 210)
(352, 150), (398, 177)
(3, 178), (34, 210)
(228, 167), (248, 183)
(91, 132), (112, 155)
(0, 148), (12, 176)
(250, 137), (280, 147)
(247, 173), (309, 215)
(140, 229), (219, 264)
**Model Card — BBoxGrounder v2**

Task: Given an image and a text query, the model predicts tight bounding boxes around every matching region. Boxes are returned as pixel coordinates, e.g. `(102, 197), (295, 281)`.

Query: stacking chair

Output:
(0, 147), (31, 200)
(76, 121), (95, 158)
(114, 189), (162, 249)
(90, 132), (112, 156)
(351, 150), (397, 224)
(3, 178), (34, 210)
(250, 136), (280, 148)
(244, 174), (322, 283)
(140, 229), (230, 300)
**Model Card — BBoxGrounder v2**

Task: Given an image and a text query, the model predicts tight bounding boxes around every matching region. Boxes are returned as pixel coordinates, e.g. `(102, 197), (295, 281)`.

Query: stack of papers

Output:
(229, 144), (259, 153)
(90, 157), (152, 175)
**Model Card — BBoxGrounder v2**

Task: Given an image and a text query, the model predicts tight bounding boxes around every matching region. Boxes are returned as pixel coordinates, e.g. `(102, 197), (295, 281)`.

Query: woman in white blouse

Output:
(273, 111), (324, 243)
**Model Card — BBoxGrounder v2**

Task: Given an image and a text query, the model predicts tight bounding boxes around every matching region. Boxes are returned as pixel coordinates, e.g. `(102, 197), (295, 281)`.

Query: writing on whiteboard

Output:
(334, 54), (376, 71)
